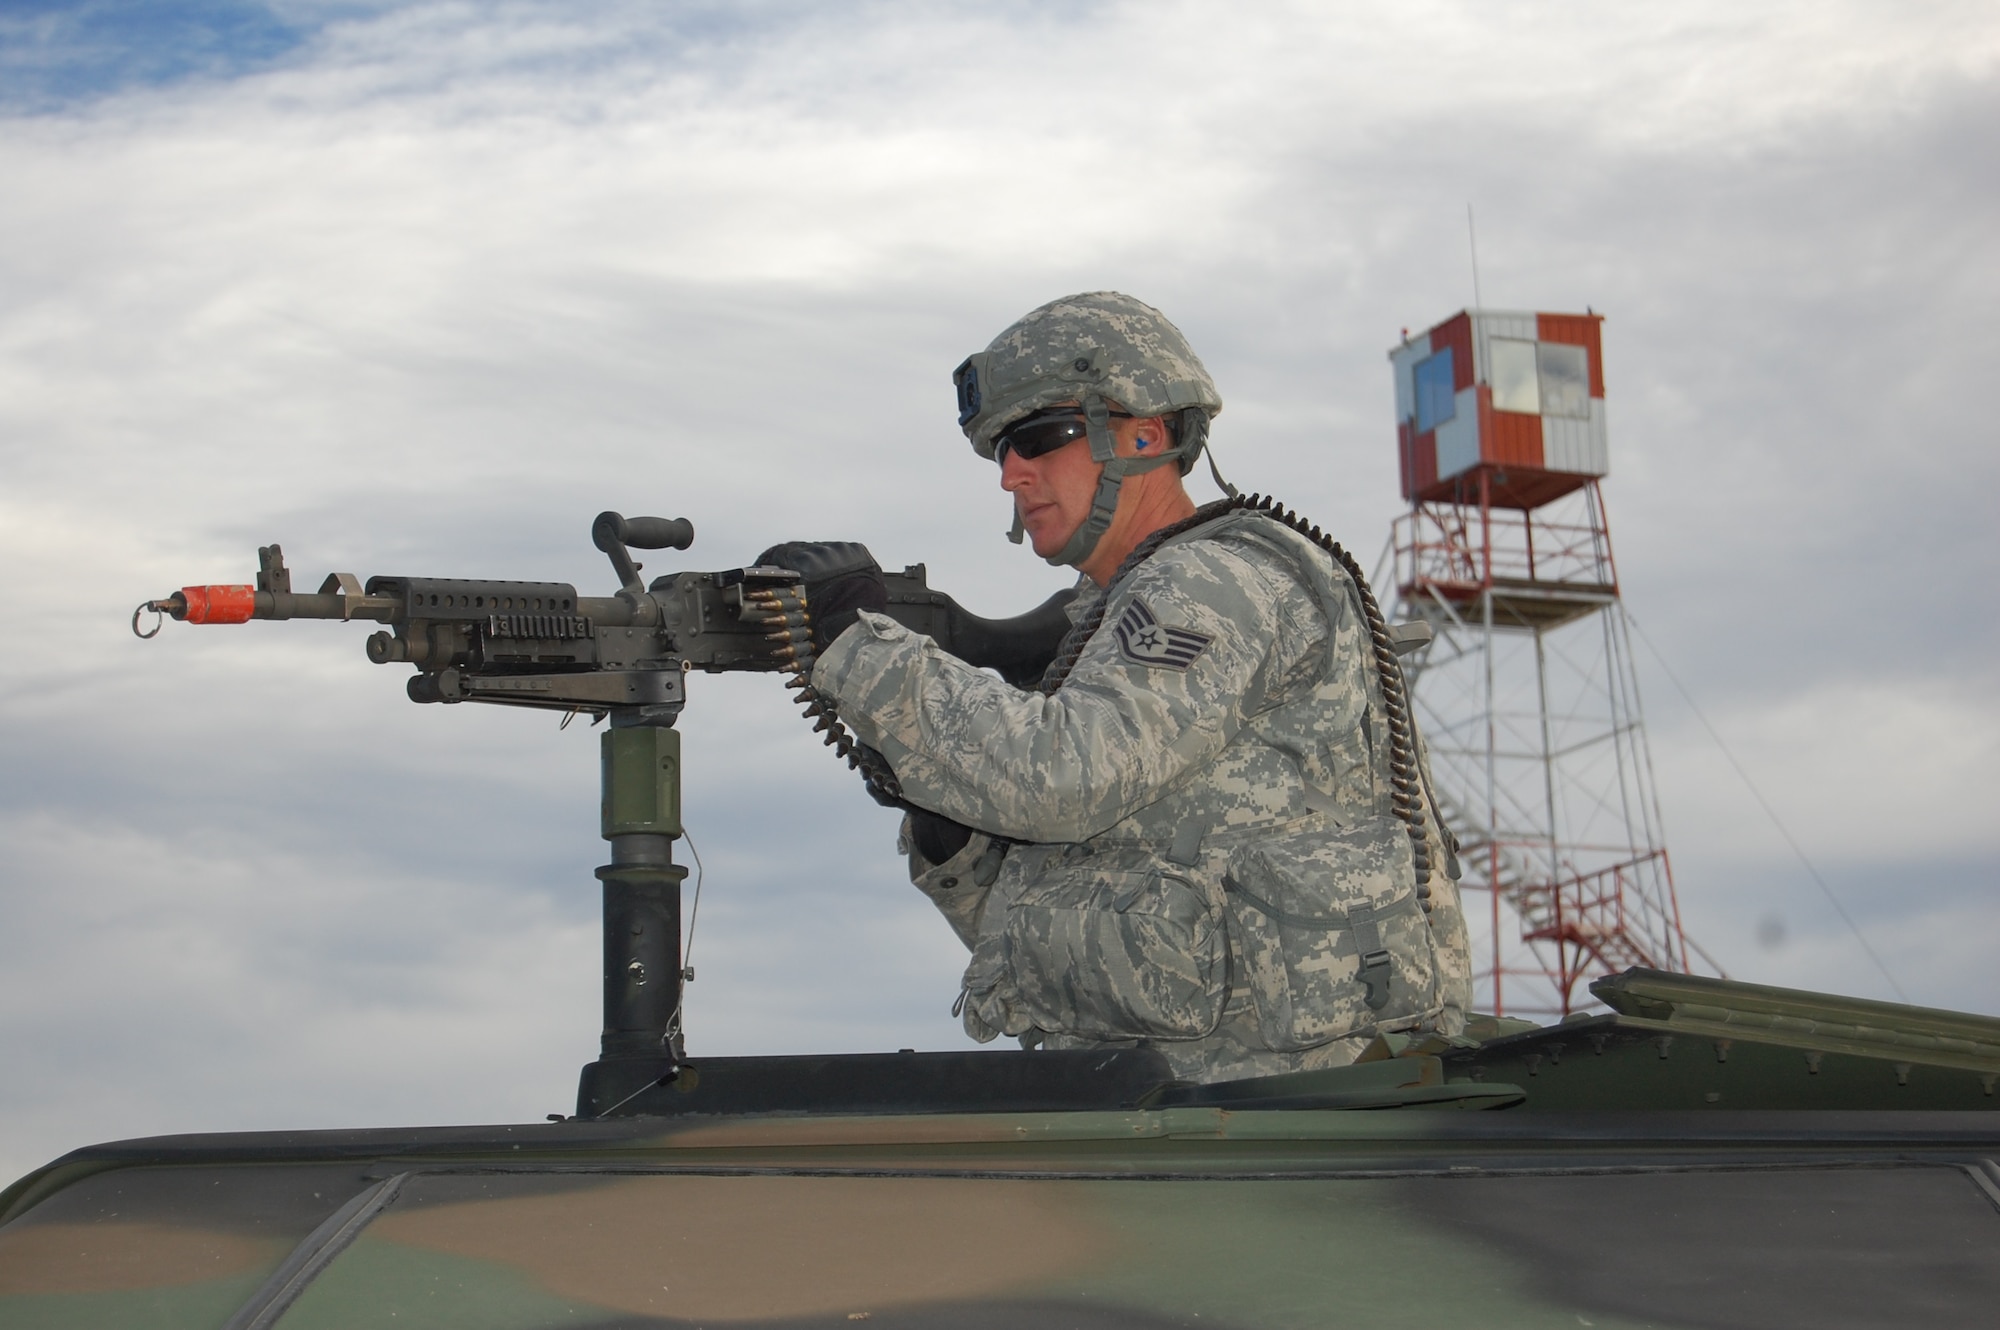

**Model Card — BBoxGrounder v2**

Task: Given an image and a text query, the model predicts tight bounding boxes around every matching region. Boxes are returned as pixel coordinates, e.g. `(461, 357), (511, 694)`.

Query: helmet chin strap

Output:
(1043, 394), (1184, 569)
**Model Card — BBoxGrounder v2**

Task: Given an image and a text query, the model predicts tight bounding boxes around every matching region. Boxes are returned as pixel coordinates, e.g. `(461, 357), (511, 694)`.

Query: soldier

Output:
(770, 292), (1470, 1082)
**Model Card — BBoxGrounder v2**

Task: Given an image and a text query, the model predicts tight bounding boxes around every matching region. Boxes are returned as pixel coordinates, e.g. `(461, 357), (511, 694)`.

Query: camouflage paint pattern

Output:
(12, 1091), (1999, 1329)
(818, 511), (1472, 1081)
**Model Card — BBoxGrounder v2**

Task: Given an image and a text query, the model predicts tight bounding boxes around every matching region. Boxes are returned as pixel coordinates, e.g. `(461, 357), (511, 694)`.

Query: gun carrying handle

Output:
(595, 512), (694, 553)
(622, 516), (695, 551)
(595, 512), (695, 598)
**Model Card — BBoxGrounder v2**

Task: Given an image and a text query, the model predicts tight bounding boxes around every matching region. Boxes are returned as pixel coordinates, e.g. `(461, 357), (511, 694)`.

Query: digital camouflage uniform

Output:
(815, 508), (1474, 1083)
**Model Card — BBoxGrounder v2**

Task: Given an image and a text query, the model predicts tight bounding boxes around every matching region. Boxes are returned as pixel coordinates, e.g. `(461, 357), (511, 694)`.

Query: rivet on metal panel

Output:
(1894, 1062), (1913, 1087)
(1805, 1051), (1823, 1075)
(1590, 1033), (1610, 1055)
(1982, 1073), (1996, 1097)
(1546, 1043), (1563, 1066)
(1524, 1054), (1542, 1077)
(1713, 1039), (1731, 1063)
(1653, 1035), (1674, 1060)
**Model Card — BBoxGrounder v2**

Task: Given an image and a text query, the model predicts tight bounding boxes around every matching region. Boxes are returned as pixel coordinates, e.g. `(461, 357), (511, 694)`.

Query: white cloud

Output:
(1649, 675), (2000, 861)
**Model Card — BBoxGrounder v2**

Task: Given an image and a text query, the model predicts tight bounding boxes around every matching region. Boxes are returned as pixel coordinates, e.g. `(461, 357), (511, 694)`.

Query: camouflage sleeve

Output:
(814, 539), (1302, 843)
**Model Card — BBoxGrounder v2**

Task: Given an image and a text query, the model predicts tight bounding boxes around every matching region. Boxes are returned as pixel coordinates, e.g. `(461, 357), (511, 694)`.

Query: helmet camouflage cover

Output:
(952, 292), (1223, 567)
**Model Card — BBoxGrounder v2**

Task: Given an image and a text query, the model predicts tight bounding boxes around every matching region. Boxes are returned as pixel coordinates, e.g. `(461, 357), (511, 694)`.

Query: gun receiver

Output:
(134, 511), (1073, 1115)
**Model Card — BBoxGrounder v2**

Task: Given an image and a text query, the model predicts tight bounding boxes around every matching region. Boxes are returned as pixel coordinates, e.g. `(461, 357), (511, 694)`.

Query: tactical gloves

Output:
(907, 807), (974, 866)
(755, 541), (889, 655)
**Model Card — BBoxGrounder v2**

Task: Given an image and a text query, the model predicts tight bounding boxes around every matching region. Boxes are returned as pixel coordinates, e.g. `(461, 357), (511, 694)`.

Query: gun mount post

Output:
(576, 709), (690, 1117)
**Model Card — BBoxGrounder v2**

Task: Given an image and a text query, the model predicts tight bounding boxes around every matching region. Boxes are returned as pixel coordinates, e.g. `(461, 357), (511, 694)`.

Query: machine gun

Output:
(135, 511), (1074, 1114)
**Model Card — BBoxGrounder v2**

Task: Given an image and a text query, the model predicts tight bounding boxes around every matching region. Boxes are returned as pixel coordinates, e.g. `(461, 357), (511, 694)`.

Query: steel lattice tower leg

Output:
(1385, 483), (1706, 1018)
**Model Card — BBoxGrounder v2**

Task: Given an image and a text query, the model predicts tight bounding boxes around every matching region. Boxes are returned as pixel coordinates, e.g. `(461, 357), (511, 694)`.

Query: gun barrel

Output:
(153, 585), (398, 625)
(258, 591), (396, 622)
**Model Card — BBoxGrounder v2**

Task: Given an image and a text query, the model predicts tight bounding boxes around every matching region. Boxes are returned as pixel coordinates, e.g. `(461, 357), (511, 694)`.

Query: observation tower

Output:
(1383, 309), (1711, 1016)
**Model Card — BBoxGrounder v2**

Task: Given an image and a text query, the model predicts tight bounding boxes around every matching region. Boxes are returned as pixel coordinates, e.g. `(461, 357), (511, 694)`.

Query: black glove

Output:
(908, 807), (974, 865)
(755, 541), (889, 654)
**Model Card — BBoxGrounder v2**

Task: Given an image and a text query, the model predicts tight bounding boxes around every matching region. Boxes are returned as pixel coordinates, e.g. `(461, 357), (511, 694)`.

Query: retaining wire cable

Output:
(666, 825), (706, 1040)
(1624, 611), (1908, 1001)
(681, 826), (705, 970)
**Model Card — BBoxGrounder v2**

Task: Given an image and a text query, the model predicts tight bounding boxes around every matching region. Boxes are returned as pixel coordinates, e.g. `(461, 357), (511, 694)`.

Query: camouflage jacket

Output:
(814, 510), (1472, 1082)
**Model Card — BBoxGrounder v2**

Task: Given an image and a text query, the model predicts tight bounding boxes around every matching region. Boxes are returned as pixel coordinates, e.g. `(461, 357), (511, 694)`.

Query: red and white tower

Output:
(1384, 309), (1712, 1016)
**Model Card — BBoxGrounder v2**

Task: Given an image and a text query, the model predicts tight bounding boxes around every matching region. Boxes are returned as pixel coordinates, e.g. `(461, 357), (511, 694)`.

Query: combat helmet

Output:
(952, 292), (1223, 568)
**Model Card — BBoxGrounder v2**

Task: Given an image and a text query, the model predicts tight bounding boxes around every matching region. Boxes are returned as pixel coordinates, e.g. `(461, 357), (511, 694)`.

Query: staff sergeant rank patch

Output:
(1112, 596), (1212, 671)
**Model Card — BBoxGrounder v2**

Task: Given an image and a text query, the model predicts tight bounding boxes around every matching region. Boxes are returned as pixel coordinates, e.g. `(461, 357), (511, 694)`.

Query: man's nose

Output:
(999, 448), (1032, 491)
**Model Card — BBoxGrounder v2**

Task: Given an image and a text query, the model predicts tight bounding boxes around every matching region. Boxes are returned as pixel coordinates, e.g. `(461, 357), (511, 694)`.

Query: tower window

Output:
(1490, 338), (1540, 414)
(1414, 349), (1455, 433)
(1537, 341), (1590, 418)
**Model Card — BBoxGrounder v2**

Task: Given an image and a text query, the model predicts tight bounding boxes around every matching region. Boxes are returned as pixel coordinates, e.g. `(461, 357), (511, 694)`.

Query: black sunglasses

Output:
(994, 408), (1133, 462)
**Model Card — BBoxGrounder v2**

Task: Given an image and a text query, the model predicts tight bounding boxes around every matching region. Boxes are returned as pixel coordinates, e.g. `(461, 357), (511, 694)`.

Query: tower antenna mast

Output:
(1467, 205), (1484, 310)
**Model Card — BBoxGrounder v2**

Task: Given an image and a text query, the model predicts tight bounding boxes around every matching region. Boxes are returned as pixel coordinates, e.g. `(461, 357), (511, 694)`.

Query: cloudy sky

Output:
(2, 0), (1995, 1183)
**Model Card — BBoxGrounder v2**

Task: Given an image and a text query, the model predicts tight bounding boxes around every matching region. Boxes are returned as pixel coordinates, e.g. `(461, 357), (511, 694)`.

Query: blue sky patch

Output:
(0, 0), (345, 109)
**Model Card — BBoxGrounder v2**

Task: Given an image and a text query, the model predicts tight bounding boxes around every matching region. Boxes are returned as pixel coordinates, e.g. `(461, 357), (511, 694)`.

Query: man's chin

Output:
(1024, 521), (1077, 561)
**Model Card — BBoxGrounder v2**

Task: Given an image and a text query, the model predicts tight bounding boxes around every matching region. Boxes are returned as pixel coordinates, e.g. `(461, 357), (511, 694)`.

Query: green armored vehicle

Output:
(7, 970), (1999, 1328)
(5, 518), (1997, 1328)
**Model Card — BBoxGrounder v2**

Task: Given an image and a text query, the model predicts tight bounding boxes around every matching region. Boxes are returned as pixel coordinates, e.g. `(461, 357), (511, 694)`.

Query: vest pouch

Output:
(979, 846), (1227, 1042)
(1224, 820), (1442, 1051)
